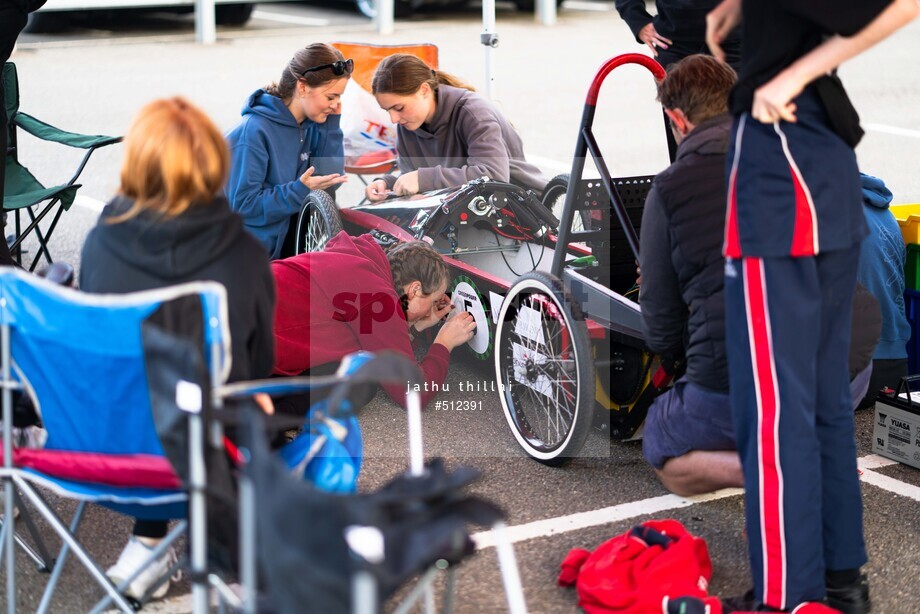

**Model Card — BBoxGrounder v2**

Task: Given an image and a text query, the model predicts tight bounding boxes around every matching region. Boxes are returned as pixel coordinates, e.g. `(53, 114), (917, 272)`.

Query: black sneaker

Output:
(722, 589), (756, 612)
(826, 573), (871, 614)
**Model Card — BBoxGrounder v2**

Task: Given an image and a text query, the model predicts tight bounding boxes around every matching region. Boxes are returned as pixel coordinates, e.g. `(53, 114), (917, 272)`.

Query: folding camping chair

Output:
(225, 353), (528, 614)
(2, 62), (121, 271)
(0, 269), (224, 613)
(331, 42), (438, 204)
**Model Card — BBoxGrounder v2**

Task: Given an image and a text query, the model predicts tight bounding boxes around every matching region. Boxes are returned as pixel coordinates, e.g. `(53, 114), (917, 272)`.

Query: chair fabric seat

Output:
(20, 468), (187, 519)
(4, 448), (181, 489)
(3, 159), (79, 210)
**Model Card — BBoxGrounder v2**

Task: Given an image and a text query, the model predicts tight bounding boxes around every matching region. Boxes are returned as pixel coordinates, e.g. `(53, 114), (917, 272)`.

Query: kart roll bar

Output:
(551, 54), (666, 278)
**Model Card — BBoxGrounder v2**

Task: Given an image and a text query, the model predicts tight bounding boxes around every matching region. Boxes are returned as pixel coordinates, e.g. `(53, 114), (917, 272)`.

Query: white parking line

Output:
(251, 10), (331, 27)
(864, 123), (920, 139)
(473, 454), (911, 550)
(527, 154), (572, 173)
(472, 487), (743, 549)
(74, 194), (106, 213)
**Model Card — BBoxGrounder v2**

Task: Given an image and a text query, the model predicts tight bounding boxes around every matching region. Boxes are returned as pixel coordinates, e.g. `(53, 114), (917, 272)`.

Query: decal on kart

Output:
(450, 276), (494, 360)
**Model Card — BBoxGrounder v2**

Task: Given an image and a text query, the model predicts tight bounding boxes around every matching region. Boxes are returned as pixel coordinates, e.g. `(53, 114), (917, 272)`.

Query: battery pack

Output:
(873, 380), (920, 469)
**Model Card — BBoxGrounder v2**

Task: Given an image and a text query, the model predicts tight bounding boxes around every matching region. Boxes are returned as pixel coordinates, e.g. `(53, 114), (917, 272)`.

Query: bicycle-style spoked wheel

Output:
(494, 271), (594, 464)
(295, 190), (343, 254)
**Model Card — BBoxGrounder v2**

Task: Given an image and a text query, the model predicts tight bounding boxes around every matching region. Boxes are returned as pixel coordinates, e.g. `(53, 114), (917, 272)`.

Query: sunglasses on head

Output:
(301, 58), (354, 78)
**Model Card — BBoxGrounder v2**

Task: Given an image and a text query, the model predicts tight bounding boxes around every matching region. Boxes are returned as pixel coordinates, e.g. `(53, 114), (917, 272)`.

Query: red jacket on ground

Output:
(271, 232), (449, 408)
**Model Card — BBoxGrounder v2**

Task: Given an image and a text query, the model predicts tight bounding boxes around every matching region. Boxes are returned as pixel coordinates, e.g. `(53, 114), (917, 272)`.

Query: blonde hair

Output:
(372, 54), (474, 96)
(115, 96), (229, 222)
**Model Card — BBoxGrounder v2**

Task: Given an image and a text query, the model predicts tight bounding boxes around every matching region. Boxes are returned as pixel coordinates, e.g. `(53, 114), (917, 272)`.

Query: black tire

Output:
(24, 11), (70, 34)
(513, 0), (564, 11)
(542, 173), (587, 233)
(494, 271), (594, 464)
(295, 190), (343, 254)
(354, 0), (412, 20)
(216, 3), (254, 25)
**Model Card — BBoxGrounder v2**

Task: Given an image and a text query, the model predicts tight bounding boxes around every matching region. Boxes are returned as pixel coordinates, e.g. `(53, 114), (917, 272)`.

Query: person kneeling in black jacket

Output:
(638, 55), (879, 497)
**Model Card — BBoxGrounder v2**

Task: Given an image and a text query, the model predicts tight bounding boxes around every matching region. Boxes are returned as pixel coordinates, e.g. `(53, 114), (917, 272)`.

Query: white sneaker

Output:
(106, 536), (180, 601)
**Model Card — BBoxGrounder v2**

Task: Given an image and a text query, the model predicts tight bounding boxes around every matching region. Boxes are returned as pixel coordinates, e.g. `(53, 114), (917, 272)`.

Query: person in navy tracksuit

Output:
(706, 0), (919, 612)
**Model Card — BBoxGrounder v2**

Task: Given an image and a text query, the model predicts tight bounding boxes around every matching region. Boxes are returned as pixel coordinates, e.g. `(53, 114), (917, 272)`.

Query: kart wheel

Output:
(541, 173), (585, 233)
(494, 271), (594, 464)
(295, 190), (343, 254)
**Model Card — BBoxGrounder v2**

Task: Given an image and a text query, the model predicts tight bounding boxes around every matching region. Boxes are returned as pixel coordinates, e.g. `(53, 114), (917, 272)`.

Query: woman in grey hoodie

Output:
(364, 54), (546, 202)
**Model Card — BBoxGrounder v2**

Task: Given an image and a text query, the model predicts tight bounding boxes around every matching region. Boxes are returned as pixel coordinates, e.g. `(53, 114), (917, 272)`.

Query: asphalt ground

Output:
(2, 4), (920, 612)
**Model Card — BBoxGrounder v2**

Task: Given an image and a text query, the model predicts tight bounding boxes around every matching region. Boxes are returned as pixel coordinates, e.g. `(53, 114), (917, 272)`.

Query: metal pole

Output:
(189, 411), (209, 613)
(376, 0), (394, 35)
(195, 0), (217, 44)
(2, 323), (15, 614)
(536, 0), (556, 26)
(481, 0), (498, 99)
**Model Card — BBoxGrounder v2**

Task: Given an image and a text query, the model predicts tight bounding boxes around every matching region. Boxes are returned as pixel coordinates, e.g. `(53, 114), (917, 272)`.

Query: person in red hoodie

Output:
(271, 231), (476, 410)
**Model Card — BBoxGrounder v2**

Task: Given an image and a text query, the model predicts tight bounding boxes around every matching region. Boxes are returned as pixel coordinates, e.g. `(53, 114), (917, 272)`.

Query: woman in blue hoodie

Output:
(226, 43), (351, 259)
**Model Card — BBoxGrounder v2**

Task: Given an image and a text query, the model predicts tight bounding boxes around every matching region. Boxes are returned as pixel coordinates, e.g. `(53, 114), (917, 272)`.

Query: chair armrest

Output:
(216, 376), (344, 401)
(13, 112), (122, 149)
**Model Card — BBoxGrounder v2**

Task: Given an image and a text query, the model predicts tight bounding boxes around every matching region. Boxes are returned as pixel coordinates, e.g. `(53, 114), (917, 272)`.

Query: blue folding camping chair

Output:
(0, 267), (226, 613)
(0, 267), (392, 613)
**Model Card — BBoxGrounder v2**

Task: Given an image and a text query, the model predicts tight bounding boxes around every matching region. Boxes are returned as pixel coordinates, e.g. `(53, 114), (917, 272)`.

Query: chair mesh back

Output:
(330, 43), (438, 92)
(0, 269), (226, 456)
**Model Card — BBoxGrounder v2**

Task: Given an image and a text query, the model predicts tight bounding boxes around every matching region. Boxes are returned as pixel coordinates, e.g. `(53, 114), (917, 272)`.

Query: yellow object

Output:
(890, 203), (920, 244)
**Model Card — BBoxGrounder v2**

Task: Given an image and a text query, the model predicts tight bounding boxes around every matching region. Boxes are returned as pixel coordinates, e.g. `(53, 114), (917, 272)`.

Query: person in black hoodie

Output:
(80, 97), (275, 602)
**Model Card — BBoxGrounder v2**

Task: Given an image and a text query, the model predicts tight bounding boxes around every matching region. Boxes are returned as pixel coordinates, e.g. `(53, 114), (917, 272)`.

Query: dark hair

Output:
(372, 53), (474, 96)
(265, 43), (347, 100)
(656, 54), (736, 125)
(386, 241), (450, 298)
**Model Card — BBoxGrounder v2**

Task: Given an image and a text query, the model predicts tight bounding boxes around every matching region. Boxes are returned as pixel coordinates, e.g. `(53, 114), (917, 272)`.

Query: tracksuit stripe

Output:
(743, 258), (787, 609)
(774, 122), (819, 256)
(724, 115), (746, 259)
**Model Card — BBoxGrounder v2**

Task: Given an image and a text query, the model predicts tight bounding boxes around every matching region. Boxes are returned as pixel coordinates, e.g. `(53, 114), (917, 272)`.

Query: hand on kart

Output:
(300, 166), (348, 191)
(365, 179), (392, 202)
(706, 0), (741, 63)
(434, 311), (477, 351)
(414, 298), (454, 332)
(393, 171), (421, 197)
(638, 23), (672, 57)
(752, 71), (805, 124)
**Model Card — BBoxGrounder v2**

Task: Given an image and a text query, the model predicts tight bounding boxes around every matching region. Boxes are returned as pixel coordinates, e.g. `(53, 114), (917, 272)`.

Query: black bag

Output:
(812, 72), (864, 148)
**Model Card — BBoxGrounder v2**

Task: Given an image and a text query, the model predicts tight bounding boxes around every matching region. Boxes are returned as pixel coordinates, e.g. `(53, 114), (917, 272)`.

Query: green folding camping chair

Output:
(2, 62), (121, 271)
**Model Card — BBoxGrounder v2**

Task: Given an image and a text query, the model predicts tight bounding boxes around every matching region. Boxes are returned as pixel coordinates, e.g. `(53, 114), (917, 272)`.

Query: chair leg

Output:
(11, 488), (55, 571)
(4, 480), (16, 614)
(36, 501), (87, 614)
(491, 521), (527, 614)
(391, 567), (439, 614)
(26, 204), (66, 272)
(351, 570), (378, 614)
(12, 477), (136, 614)
(24, 205), (59, 272)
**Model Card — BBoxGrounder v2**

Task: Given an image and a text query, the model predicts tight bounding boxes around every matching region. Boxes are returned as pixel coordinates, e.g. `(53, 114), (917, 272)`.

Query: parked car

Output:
(27, 0), (257, 32)
(353, 0), (563, 20)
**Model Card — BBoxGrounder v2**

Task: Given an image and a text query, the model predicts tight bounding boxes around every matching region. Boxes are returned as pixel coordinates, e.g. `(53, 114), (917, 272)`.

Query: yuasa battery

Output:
(873, 377), (920, 469)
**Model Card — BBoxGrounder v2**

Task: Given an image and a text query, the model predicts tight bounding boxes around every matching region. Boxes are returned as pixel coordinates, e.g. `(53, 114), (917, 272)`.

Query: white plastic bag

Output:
(340, 79), (397, 168)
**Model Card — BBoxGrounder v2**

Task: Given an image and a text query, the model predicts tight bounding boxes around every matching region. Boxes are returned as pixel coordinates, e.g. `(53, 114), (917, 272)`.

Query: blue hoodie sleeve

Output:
(308, 114), (346, 192)
(226, 132), (310, 228)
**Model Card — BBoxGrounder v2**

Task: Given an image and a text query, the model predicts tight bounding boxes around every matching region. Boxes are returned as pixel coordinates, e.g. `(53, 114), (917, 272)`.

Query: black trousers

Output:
(0, 3), (29, 267)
